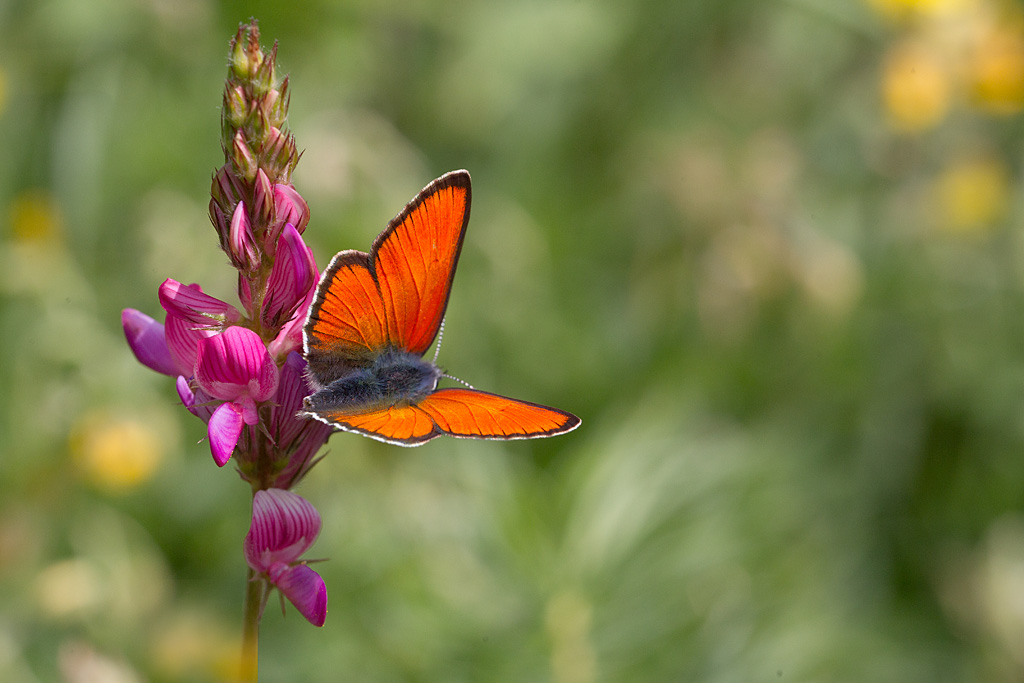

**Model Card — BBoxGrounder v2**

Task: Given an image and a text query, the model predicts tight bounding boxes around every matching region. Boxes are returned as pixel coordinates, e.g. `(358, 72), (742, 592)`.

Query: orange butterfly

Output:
(301, 170), (580, 446)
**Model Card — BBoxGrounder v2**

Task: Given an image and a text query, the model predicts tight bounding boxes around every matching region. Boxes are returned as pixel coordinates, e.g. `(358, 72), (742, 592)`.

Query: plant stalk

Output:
(240, 567), (262, 681)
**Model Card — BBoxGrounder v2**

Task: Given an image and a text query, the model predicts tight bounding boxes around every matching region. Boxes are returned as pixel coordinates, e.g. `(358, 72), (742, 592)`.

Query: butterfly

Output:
(301, 170), (580, 446)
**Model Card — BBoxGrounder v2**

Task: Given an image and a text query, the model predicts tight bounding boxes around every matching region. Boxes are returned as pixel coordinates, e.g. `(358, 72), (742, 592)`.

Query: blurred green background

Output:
(4, 0), (1024, 680)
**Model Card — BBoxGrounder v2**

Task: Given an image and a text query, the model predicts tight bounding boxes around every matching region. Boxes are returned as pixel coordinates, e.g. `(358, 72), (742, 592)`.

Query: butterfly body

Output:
(302, 170), (580, 446)
(303, 348), (441, 414)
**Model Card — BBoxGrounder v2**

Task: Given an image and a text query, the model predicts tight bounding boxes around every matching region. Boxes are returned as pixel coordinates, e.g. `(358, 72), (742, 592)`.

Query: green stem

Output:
(240, 567), (263, 682)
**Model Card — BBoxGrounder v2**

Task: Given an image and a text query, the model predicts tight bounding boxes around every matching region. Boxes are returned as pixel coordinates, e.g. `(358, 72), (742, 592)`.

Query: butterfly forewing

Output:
(303, 251), (389, 381)
(373, 171), (471, 356)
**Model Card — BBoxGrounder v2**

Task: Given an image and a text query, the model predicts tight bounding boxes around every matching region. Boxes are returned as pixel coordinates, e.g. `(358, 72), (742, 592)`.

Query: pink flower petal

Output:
(122, 308), (178, 376)
(176, 376), (217, 423)
(270, 421), (332, 490)
(164, 313), (218, 377)
(195, 326), (279, 403)
(244, 489), (322, 571)
(268, 269), (318, 360)
(267, 353), (332, 488)
(159, 279), (240, 327)
(269, 563), (327, 627)
(209, 401), (244, 466)
(238, 272), (254, 316)
(272, 352), (312, 445)
(262, 225), (318, 329)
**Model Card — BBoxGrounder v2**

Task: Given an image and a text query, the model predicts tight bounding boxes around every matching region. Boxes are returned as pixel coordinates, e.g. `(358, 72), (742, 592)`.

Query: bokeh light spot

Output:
(883, 42), (951, 132)
(936, 157), (1009, 234)
(8, 190), (62, 244)
(70, 413), (164, 493)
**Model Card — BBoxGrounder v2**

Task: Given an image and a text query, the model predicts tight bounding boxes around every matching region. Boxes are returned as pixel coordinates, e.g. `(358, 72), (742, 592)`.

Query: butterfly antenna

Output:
(442, 373), (475, 389)
(432, 317), (446, 364)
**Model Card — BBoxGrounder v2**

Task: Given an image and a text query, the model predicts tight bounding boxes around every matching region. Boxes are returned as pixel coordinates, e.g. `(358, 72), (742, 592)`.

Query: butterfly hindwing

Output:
(372, 170), (471, 356)
(311, 403), (438, 446)
(417, 388), (581, 440)
(309, 388), (580, 446)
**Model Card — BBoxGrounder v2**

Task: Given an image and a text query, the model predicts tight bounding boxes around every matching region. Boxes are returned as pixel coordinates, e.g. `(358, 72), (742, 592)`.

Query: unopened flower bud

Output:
(230, 29), (251, 79)
(229, 202), (260, 272)
(252, 168), (275, 234)
(273, 183), (309, 235)
(211, 165), (245, 210)
(269, 77), (290, 127)
(263, 127), (298, 180)
(253, 42), (278, 96)
(232, 131), (258, 182)
(224, 85), (248, 130)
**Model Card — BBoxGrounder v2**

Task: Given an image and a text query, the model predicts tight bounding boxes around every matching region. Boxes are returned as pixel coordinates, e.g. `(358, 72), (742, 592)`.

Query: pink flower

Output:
(158, 279), (241, 328)
(121, 308), (178, 376)
(262, 224), (318, 329)
(269, 284), (316, 360)
(164, 313), (218, 377)
(195, 326), (279, 466)
(268, 353), (332, 489)
(244, 489), (327, 627)
(176, 376), (216, 423)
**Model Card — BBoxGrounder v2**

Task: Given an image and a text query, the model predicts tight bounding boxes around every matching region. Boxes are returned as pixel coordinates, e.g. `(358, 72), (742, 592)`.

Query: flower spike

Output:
(122, 19), (330, 651)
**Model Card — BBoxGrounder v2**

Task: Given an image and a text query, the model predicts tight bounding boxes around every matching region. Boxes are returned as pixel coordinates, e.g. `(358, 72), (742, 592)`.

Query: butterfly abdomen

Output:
(304, 349), (441, 413)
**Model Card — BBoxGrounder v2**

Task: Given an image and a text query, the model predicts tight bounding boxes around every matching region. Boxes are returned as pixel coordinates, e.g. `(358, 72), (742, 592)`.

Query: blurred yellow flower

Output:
(936, 157), (1009, 234)
(970, 22), (1024, 114)
(70, 413), (164, 493)
(149, 610), (240, 682)
(883, 41), (951, 131)
(867, 0), (971, 21)
(8, 190), (62, 243)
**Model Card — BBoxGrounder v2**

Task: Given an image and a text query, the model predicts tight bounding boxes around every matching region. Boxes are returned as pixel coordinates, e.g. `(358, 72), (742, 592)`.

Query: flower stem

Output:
(240, 567), (262, 682)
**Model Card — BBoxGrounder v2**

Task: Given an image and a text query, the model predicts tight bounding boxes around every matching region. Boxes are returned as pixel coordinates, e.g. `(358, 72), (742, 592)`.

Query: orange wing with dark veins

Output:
(419, 388), (581, 439)
(303, 251), (389, 381)
(315, 403), (439, 445)
(372, 170), (471, 356)
(313, 387), (581, 446)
